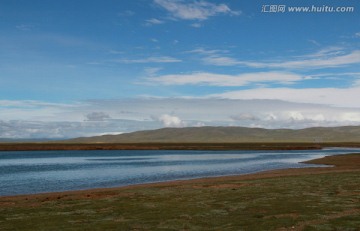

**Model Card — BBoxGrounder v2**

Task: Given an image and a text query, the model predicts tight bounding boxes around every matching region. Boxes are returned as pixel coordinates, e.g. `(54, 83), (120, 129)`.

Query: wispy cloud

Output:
(150, 38), (159, 43)
(186, 48), (229, 55)
(85, 112), (111, 121)
(145, 18), (165, 26)
(0, 100), (82, 122)
(355, 32), (360, 38)
(144, 67), (163, 76)
(211, 86), (360, 108)
(200, 48), (360, 69)
(191, 23), (202, 28)
(118, 10), (135, 17)
(114, 56), (182, 63)
(203, 55), (239, 66)
(154, 0), (240, 21)
(248, 50), (360, 69)
(16, 24), (34, 31)
(0, 120), (155, 139)
(308, 39), (321, 46)
(147, 72), (303, 86)
(297, 47), (344, 59)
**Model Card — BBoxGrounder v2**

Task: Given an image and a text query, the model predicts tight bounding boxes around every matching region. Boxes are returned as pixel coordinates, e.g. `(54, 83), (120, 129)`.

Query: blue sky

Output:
(1, 0), (360, 138)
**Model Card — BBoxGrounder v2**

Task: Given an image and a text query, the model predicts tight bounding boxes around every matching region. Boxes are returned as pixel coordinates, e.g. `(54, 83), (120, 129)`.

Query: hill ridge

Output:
(67, 126), (360, 143)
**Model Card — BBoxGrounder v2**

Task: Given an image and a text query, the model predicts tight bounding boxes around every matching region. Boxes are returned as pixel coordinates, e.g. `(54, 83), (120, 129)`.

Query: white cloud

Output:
(144, 67), (163, 76)
(85, 112), (111, 121)
(187, 48), (228, 55)
(201, 48), (360, 69)
(203, 55), (239, 66)
(147, 72), (303, 86)
(304, 72), (360, 81)
(211, 86), (360, 108)
(353, 78), (360, 87)
(0, 120), (154, 139)
(308, 39), (321, 46)
(154, 0), (240, 20)
(145, 18), (165, 26)
(259, 50), (360, 69)
(297, 46), (344, 59)
(114, 56), (182, 63)
(150, 38), (159, 42)
(158, 114), (186, 127)
(1, 98), (360, 138)
(0, 100), (83, 122)
(191, 23), (202, 28)
(231, 113), (259, 121)
(355, 32), (360, 38)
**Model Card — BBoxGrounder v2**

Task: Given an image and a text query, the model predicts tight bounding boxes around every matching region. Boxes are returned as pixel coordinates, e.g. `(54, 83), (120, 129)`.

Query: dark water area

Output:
(1, 148), (359, 196)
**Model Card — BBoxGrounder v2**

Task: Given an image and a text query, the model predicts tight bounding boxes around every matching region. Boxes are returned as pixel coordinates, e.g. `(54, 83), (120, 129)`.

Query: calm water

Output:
(0, 148), (359, 196)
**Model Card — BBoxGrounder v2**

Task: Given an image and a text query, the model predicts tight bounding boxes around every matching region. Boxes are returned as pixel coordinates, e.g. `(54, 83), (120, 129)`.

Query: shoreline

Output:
(1, 153), (359, 199)
(1, 142), (360, 151)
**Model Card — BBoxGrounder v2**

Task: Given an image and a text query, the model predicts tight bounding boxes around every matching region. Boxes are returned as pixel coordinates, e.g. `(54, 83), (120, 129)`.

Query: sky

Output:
(0, 0), (360, 138)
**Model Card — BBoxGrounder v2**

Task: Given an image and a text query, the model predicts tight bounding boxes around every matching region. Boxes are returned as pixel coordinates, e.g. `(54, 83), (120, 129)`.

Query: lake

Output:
(1, 148), (359, 196)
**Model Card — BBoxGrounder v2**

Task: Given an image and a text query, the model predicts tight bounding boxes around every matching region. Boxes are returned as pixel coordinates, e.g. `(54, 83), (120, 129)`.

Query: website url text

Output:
(261, 5), (355, 13)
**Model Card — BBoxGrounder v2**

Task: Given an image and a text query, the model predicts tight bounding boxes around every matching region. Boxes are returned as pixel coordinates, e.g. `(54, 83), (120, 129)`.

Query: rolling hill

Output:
(68, 126), (360, 143)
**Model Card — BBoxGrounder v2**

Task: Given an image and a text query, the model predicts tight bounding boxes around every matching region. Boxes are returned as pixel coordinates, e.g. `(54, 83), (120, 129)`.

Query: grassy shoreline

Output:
(1, 142), (360, 151)
(1, 153), (359, 230)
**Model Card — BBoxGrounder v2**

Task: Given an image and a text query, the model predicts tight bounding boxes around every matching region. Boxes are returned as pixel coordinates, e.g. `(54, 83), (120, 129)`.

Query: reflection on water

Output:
(0, 148), (359, 196)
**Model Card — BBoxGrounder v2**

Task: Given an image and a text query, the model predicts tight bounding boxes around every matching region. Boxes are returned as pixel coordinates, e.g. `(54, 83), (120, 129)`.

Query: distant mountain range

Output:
(68, 126), (360, 143)
(0, 138), (56, 143)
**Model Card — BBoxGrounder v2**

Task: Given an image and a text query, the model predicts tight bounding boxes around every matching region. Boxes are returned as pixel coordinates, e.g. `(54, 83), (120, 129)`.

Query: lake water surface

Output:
(1, 148), (359, 196)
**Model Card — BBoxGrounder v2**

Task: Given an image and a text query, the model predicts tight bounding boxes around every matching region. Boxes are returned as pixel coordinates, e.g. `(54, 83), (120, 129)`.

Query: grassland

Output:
(1, 154), (359, 230)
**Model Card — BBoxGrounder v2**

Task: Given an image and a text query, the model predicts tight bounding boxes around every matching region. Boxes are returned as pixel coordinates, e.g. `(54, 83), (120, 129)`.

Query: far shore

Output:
(1, 142), (360, 151)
